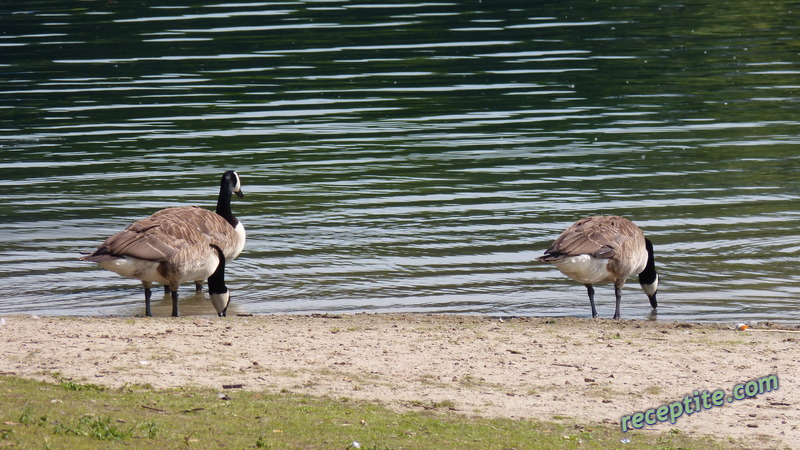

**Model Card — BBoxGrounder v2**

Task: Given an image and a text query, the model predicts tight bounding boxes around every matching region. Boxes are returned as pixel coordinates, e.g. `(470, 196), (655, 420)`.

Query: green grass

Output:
(0, 375), (732, 449)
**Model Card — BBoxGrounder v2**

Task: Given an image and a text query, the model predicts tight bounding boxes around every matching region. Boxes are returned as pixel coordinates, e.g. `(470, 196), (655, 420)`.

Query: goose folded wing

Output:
(151, 207), (233, 240)
(545, 229), (619, 258)
(99, 223), (181, 261)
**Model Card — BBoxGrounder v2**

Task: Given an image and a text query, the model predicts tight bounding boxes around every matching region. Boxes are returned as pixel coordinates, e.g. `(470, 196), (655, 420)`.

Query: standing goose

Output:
(537, 216), (658, 319)
(80, 171), (245, 317)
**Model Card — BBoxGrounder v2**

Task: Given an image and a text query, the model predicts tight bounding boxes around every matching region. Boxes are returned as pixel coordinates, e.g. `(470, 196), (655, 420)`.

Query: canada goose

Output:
(537, 216), (658, 319)
(80, 171), (245, 317)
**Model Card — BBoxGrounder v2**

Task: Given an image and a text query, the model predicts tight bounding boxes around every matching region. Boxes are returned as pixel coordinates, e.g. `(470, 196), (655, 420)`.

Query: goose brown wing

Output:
(151, 206), (239, 258)
(83, 216), (181, 262)
(154, 206), (237, 252)
(546, 229), (615, 259)
(544, 216), (635, 260)
(82, 206), (232, 262)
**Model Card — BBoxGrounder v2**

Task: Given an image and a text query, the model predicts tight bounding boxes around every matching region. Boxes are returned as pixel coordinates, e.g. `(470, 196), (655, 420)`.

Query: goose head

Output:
(210, 290), (230, 317)
(223, 170), (244, 199)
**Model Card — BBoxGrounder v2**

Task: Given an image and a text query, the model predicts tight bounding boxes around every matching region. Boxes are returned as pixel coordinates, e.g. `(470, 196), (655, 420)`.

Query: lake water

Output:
(1, 0), (798, 321)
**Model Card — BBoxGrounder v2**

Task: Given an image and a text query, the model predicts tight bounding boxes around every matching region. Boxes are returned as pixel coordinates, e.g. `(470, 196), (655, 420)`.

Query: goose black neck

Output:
(215, 177), (239, 228)
(638, 238), (658, 284)
(208, 245), (227, 295)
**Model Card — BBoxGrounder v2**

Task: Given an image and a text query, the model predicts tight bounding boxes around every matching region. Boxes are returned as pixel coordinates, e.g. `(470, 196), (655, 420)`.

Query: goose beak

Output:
(235, 189), (244, 199)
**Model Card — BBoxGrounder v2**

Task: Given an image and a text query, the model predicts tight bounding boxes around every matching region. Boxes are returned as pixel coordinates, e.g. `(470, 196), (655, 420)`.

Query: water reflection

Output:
(0, 0), (798, 321)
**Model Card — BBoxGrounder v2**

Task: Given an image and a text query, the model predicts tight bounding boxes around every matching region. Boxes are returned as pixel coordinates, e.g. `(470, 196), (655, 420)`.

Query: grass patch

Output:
(644, 385), (664, 395)
(58, 380), (106, 392)
(0, 375), (730, 449)
(54, 415), (134, 441)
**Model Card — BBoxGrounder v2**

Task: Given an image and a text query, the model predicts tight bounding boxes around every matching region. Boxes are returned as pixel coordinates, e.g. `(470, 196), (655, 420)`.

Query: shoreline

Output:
(1, 313), (797, 447)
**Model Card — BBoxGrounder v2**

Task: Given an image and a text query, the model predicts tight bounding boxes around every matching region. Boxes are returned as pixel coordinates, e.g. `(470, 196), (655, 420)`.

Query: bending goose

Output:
(80, 171), (245, 317)
(537, 216), (658, 319)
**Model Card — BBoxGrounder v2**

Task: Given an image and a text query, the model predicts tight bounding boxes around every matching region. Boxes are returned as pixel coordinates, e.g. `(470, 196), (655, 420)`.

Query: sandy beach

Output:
(1, 313), (797, 448)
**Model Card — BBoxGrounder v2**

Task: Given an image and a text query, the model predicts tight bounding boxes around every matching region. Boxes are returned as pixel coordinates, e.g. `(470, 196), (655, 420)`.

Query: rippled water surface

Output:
(1, 0), (798, 321)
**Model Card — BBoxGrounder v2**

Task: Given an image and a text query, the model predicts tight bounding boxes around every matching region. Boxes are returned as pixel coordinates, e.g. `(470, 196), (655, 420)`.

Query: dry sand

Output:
(1, 313), (797, 448)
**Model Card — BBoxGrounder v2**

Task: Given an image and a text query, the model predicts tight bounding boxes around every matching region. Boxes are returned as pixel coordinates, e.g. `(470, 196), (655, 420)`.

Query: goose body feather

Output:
(542, 216), (648, 284)
(88, 206), (235, 286)
(538, 216), (658, 319)
(81, 171), (245, 317)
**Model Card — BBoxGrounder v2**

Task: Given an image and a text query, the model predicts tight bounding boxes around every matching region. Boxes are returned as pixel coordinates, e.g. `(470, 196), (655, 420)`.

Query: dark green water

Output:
(1, 0), (798, 320)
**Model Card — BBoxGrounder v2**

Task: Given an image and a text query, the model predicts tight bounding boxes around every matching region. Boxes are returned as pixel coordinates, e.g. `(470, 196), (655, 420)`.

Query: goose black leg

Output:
(613, 285), (623, 320)
(144, 287), (153, 317)
(171, 289), (179, 317)
(195, 283), (203, 293)
(585, 284), (598, 318)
